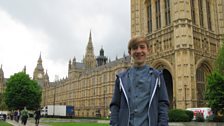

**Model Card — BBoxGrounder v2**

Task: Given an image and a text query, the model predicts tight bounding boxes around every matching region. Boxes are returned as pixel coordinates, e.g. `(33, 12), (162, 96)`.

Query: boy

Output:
(110, 35), (169, 126)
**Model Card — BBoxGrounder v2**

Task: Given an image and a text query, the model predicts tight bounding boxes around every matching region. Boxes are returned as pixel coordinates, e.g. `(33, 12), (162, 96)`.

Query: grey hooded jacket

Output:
(110, 66), (169, 126)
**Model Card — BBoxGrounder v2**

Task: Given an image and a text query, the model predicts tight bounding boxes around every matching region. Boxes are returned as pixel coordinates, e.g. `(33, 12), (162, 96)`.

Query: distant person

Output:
(3, 113), (6, 121)
(16, 109), (20, 123)
(14, 110), (17, 121)
(34, 108), (41, 126)
(10, 111), (13, 120)
(110, 35), (169, 126)
(21, 107), (29, 126)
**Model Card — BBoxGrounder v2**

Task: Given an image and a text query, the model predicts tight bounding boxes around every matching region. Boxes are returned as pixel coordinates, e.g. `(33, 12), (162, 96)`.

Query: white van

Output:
(186, 107), (213, 120)
(41, 106), (48, 116)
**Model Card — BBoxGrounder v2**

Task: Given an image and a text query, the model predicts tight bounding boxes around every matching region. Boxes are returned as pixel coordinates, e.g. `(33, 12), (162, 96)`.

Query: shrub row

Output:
(169, 109), (224, 122)
(207, 114), (224, 122)
(168, 109), (193, 122)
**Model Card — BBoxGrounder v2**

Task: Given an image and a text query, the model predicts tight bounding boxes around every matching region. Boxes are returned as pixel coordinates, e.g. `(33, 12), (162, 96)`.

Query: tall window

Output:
(198, 0), (204, 27)
(147, 0), (152, 33)
(164, 0), (171, 26)
(206, 0), (212, 30)
(190, 0), (196, 24)
(156, 0), (161, 29)
(196, 66), (206, 107)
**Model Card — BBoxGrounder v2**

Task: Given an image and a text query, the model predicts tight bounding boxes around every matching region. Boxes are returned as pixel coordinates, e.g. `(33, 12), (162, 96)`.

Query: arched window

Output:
(163, 69), (173, 109)
(196, 63), (211, 107)
(196, 67), (205, 107)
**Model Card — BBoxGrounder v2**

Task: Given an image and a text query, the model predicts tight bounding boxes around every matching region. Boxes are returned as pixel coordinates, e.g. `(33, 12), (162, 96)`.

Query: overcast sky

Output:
(0, 0), (130, 81)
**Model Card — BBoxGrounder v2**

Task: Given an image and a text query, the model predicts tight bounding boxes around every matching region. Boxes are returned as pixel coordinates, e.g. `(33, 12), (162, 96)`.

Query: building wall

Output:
(42, 57), (130, 117)
(0, 77), (4, 94)
(40, 0), (224, 118)
(131, 0), (223, 109)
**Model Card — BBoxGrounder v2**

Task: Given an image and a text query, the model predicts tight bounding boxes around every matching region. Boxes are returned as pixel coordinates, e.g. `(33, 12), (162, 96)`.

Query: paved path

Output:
(7, 118), (224, 126)
(6, 119), (48, 126)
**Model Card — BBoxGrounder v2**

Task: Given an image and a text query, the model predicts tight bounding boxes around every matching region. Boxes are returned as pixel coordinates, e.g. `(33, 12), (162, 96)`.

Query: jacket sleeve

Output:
(158, 72), (170, 126)
(109, 76), (121, 126)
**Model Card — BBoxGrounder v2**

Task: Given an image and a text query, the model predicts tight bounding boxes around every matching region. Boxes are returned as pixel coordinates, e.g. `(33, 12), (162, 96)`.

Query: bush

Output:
(215, 115), (224, 122)
(195, 112), (204, 122)
(207, 114), (216, 122)
(168, 109), (189, 122)
(184, 110), (194, 121)
(207, 114), (224, 122)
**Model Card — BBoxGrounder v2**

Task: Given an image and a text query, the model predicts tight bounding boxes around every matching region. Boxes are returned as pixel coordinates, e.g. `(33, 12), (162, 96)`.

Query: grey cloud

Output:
(0, 0), (130, 63)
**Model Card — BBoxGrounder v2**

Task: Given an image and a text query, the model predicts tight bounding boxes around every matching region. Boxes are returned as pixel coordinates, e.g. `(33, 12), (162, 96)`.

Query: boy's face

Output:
(129, 42), (149, 67)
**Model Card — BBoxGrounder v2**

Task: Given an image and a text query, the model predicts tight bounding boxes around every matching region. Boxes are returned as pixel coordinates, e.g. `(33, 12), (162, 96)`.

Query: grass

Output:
(0, 121), (13, 126)
(44, 122), (109, 126)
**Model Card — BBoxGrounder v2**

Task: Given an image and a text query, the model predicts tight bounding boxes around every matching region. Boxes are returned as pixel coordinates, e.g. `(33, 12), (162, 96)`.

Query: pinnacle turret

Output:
(83, 30), (96, 69)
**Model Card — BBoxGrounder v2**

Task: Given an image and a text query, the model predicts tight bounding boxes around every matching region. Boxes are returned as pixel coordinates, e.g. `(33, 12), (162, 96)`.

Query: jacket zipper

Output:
(119, 78), (130, 126)
(148, 77), (160, 126)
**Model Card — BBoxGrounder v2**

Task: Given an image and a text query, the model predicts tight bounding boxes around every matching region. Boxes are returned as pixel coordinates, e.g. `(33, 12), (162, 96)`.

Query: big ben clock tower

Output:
(33, 54), (45, 87)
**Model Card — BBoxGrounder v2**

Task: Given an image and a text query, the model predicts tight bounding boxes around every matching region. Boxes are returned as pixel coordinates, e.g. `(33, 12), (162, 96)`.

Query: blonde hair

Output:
(128, 35), (149, 52)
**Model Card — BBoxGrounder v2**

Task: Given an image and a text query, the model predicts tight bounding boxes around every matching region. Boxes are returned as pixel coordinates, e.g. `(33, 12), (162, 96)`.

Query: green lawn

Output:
(44, 122), (109, 126)
(0, 121), (13, 126)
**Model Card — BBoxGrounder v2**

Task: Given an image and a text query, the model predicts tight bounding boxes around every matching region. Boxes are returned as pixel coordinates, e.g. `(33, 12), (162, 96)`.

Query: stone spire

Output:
(83, 30), (96, 69)
(0, 64), (4, 80)
(38, 53), (42, 65)
(0, 64), (4, 76)
(36, 53), (44, 71)
(45, 70), (49, 81)
(33, 53), (45, 82)
(68, 59), (72, 70)
(23, 65), (26, 73)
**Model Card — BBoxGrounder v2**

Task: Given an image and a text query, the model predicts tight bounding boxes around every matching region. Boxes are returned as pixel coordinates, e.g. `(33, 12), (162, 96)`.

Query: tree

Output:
(206, 40), (224, 115)
(4, 72), (42, 110)
(206, 71), (224, 115)
(215, 42), (224, 75)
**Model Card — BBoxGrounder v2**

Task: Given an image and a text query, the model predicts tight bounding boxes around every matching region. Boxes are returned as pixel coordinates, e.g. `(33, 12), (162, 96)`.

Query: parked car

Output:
(0, 113), (7, 121)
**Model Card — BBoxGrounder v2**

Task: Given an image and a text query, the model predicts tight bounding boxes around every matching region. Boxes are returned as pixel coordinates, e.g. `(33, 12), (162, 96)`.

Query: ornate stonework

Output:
(39, 0), (224, 118)
(40, 31), (131, 117)
(0, 0), (223, 118)
(131, 0), (224, 108)
(83, 31), (97, 70)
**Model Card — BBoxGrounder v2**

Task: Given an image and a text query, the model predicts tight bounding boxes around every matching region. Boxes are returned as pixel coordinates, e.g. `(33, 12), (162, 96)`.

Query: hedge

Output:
(168, 109), (190, 122)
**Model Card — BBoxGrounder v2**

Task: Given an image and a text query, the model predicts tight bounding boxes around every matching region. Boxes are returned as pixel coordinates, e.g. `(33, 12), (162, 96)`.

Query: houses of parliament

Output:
(1, 0), (224, 117)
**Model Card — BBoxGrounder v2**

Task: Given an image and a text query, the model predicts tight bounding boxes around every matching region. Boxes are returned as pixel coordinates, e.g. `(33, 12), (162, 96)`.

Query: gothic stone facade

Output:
(1, 0), (224, 118)
(36, 32), (131, 117)
(40, 60), (130, 117)
(131, 0), (224, 108)
(33, 0), (224, 118)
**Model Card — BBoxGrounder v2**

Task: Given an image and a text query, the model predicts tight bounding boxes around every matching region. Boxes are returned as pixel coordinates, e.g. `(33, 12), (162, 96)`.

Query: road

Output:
(6, 119), (48, 126)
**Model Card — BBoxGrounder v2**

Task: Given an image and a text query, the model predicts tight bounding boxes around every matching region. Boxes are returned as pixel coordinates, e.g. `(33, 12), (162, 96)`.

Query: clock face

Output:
(38, 73), (43, 79)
